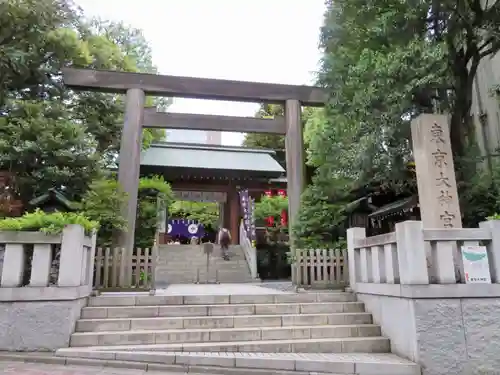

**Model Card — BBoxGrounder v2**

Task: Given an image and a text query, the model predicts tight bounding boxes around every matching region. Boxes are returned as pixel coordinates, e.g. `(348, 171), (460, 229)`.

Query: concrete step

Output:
(157, 260), (248, 264)
(75, 312), (373, 332)
(87, 292), (356, 306)
(54, 350), (420, 375)
(156, 268), (252, 276)
(81, 302), (365, 319)
(61, 336), (390, 353)
(70, 324), (381, 347)
(158, 260), (248, 266)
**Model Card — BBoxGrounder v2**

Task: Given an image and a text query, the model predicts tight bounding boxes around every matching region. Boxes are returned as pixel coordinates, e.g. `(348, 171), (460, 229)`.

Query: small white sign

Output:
(461, 245), (491, 284)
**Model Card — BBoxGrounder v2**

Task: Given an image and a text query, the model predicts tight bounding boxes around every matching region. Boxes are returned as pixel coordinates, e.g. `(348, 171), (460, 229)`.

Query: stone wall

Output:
(0, 225), (95, 351)
(0, 297), (86, 351)
(358, 291), (500, 375)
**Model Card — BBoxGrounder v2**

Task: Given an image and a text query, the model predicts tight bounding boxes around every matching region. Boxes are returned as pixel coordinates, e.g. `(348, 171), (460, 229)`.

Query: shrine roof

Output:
(368, 195), (418, 219)
(140, 142), (285, 177)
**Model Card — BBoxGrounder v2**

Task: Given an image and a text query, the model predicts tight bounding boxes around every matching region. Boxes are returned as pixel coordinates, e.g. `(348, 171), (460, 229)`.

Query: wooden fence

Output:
(293, 249), (348, 288)
(94, 247), (158, 291)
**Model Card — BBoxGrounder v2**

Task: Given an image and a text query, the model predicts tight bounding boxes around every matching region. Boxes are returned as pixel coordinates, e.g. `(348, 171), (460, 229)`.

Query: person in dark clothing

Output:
(217, 227), (231, 260)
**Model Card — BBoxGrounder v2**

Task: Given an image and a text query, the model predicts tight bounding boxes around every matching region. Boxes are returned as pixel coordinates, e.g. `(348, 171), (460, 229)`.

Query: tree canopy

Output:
(0, 0), (166, 205)
(295, 0), (500, 248)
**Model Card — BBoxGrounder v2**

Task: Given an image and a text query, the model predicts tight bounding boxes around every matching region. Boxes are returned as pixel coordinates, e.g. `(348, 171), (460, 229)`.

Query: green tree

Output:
(0, 100), (102, 203)
(0, 0), (84, 106)
(254, 195), (289, 245)
(243, 104), (285, 150)
(297, 0), (500, 248)
(169, 201), (220, 229)
(243, 104), (320, 151)
(0, 1), (167, 205)
(79, 178), (128, 247)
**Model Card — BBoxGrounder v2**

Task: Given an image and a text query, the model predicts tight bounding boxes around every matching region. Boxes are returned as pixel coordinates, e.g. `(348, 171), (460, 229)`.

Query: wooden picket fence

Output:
(93, 247), (158, 291)
(293, 249), (348, 289)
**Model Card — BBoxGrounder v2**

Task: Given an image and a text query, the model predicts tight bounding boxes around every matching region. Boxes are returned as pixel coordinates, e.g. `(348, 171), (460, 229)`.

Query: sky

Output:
(75, 0), (325, 146)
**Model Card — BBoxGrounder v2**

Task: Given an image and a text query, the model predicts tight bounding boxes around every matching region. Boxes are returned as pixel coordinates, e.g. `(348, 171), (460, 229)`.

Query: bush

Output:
(0, 209), (99, 235)
(135, 175), (173, 248)
(79, 178), (128, 247)
(75, 175), (173, 248)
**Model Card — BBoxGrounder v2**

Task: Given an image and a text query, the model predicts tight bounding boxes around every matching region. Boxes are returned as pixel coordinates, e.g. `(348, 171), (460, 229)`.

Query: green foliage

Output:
(78, 175), (173, 248)
(0, 209), (98, 235)
(78, 178), (128, 247)
(0, 1), (168, 210)
(135, 176), (173, 248)
(169, 201), (220, 229)
(459, 158), (500, 227)
(0, 0), (83, 106)
(293, 184), (350, 249)
(0, 100), (102, 203)
(138, 175), (173, 206)
(254, 195), (288, 222)
(243, 104), (285, 151)
(297, 0), (500, 248)
(243, 104), (321, 153)
(254, 195), (289, 246)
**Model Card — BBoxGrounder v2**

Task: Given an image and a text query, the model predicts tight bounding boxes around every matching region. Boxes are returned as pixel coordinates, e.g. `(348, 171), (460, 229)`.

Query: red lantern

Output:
(278, 189), (286, 197)
(266, 216), (274, 226)
(264, 190), (273, 197)
(280, 210), (287, 226)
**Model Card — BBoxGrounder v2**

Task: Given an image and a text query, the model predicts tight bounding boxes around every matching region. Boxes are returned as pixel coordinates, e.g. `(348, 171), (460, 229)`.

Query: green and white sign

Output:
(461, 245), (491, 284)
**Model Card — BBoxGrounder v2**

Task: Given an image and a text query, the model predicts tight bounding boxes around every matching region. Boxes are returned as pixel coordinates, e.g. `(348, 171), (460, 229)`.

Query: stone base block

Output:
(357, 291), (500, 375)
(0, 297), (87, 351)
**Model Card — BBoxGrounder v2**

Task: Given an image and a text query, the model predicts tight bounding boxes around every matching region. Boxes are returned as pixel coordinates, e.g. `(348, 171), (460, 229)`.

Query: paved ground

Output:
(0, 361), (191, 375)
(101, 283), (292, 296)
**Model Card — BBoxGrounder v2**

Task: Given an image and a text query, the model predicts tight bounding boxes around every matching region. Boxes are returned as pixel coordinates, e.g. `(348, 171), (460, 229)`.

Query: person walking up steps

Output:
(218, 227), (231, 260)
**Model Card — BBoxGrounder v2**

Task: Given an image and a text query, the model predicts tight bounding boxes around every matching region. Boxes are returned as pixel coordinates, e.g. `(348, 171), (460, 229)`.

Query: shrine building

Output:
(139, 142), (287, 244)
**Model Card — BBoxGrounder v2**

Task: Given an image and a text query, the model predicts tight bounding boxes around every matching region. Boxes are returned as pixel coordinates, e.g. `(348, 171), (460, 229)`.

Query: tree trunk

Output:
(450, 59), (477, 158)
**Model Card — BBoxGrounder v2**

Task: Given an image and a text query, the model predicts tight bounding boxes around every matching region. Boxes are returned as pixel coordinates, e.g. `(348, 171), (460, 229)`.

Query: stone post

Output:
(395, 221), (429, 284)
(0, 244), (24, 287)
(29, 244), (52, 287)
(411, 114), (462, 229)
(479, 220), (500, 283)
(58, 224), (85, 287)
(117, 88), (145, 252)
(346, 227), (366, 291)
(411, 114), (463, 282)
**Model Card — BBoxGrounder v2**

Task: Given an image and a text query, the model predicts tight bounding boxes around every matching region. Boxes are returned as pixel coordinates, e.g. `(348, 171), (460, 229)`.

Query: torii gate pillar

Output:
(117, 88), (145, 251)
(285, 99), (305, 250)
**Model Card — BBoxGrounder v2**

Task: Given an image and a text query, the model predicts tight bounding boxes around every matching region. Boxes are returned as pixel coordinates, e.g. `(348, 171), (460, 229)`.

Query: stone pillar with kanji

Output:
(411, 114), (463, 281)
(411, 114), (462, 229)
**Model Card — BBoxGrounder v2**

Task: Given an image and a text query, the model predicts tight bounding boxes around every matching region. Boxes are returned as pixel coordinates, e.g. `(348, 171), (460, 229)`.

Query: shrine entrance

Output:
(140, 141), (286, 245)
(62, 68), (327, 256)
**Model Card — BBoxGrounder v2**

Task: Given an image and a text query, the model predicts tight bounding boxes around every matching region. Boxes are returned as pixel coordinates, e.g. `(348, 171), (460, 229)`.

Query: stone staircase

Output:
(155, 244), (254, 284)
(56, 291), (420, 375)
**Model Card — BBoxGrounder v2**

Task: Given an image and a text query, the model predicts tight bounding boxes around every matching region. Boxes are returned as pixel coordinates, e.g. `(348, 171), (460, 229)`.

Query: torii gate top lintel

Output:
(61, 67), (327, 106)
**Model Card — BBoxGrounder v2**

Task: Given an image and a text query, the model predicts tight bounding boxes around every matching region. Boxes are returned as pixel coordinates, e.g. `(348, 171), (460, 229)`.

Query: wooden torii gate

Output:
(62, 68), (327, 254)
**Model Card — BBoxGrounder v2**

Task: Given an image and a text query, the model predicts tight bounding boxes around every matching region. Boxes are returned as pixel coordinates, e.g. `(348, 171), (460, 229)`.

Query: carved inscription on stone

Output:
(428, 121), (459, 228)
(411, 114), (462, 228)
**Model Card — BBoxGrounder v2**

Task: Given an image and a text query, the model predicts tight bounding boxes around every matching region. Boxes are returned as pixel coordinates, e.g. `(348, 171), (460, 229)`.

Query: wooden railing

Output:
(94, 246), (158, 291)
(347, 220), (500, 288)
(294, 248), (348, 288)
